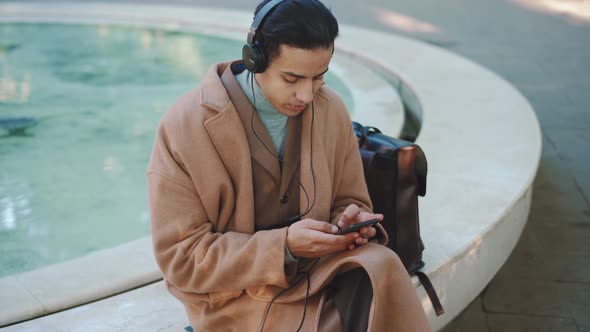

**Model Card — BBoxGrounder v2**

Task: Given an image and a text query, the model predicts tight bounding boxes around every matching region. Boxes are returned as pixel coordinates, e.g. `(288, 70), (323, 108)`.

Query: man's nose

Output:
(295, 80), (314, 104)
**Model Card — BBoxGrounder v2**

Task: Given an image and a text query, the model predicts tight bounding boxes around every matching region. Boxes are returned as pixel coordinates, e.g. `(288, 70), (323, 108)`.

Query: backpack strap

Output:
(352, 121), (368, 148)
(415, 146), (428, 197)
(415, 271), (445, 316)
(365, 126), (382, 135)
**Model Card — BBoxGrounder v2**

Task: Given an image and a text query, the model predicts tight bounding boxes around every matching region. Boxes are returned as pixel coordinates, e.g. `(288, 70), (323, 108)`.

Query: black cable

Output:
(279, 99), (318, 223)
(248, 71), (316, 222)
(258, 279), (298, 331)
(295, 271), (312, 332)
(287, 175), (310, 224)
(305, 101), (317, 218)
(248, 71), (319, 331)
(258, 258), (319, 332)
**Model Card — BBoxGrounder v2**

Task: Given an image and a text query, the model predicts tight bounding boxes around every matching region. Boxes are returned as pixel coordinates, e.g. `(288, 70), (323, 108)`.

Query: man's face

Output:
(255, 44), (333, 117)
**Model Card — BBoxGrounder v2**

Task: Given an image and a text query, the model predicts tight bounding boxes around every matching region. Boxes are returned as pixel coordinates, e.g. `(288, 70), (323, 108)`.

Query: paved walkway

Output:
(4, 0), (588, 330)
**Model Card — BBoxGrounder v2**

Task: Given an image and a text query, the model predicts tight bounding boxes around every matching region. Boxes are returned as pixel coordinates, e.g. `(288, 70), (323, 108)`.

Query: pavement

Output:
(3, 0), (589, 331)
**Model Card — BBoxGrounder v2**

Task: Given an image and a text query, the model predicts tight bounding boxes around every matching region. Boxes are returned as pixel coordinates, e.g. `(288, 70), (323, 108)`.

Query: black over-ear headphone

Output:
(242, 0), (286, 73)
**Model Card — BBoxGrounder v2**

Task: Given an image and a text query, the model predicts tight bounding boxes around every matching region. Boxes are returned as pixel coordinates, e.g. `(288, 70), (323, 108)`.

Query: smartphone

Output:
(336, 218), (379, 235)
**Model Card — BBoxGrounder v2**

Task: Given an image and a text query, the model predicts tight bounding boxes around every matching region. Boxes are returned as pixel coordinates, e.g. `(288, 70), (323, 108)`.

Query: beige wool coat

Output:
(147, 61), (430, 332)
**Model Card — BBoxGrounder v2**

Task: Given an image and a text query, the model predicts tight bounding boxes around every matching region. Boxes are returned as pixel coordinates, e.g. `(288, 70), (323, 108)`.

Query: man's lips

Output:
(288, 104), (306, 112)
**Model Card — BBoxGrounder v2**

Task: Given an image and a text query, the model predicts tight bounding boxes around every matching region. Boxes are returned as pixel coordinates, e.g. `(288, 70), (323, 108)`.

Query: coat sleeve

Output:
(328, 121), (372, 223)
(327, 101), (388, 244)
(147, 121), (291, 295)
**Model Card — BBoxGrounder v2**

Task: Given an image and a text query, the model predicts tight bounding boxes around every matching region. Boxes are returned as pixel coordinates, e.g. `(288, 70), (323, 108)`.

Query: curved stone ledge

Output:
(0, 3), (541, 331)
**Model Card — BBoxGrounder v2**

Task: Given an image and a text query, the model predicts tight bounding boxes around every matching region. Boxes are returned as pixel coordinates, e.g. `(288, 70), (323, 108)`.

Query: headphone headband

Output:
(248, 0), (286, 44)
(243, 0), (286, 73)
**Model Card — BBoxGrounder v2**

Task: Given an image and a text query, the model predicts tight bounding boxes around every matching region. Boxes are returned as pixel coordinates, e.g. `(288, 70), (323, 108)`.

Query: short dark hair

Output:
(254, 0), (339, 63)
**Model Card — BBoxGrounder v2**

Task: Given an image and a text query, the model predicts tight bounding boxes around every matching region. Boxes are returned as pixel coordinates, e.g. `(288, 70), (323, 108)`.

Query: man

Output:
(147, 0), (431, 330)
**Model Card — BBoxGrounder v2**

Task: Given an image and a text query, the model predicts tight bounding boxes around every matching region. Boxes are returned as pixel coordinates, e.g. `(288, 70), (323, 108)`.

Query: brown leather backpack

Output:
(353, 122), (444, 316)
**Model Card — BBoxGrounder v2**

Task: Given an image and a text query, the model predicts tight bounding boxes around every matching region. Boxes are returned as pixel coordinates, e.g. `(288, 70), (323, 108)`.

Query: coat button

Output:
(280, 195), (289, 204)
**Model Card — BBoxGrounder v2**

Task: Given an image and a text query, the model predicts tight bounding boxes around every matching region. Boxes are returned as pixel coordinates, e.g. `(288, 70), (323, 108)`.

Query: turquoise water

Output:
(0, 23), (353, 277)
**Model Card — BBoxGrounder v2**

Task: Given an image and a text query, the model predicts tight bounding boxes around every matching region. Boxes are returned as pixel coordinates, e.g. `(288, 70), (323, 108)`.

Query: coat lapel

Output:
(279, 115), (301, 196)
(201, 63), (256, 233)
(201, 61), (331, 224)
(201, 63), (254, 186)
(299, 96), (331, 221)
(204, 105), (252, 185)
(220, 65), (282, 184)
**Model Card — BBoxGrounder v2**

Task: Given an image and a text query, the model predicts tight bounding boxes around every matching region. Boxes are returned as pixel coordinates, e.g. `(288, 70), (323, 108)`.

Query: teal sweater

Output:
(234, 70), (288, 159)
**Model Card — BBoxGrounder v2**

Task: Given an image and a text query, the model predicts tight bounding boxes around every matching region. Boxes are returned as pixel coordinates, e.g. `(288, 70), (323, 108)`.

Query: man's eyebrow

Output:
(282, 67), (330, 79)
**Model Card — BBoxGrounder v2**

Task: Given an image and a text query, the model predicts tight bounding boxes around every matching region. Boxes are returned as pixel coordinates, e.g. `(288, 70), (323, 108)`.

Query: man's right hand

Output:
(286, 218), (360, 258)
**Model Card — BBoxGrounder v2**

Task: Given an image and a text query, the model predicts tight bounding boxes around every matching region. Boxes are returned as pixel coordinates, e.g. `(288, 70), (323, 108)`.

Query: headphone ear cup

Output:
(242, 42), (268, 73)
(242, 44), (257, 72)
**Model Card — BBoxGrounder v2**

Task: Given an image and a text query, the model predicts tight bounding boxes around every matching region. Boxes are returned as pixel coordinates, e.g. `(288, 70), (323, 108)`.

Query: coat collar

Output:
(219, 62), (281, 183)
(217, 61), (302, 186)
(201, 60), (330, 221)
(199, 62), (233, 113)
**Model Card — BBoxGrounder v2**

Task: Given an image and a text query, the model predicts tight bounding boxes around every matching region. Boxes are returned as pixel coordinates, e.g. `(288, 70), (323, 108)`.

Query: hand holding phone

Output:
(336, 218), (379, 235)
